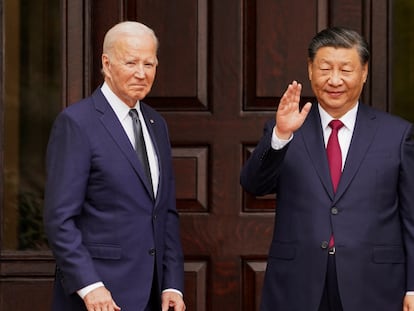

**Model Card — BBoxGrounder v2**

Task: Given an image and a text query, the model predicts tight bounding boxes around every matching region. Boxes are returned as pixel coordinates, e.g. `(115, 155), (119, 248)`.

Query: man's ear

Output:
(307, 59), (313, 81)
(362, 63), (369, 83)
(101, 54), (110, 76)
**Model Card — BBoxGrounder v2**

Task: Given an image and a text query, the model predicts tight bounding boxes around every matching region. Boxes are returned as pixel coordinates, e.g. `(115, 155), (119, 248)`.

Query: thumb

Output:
(300, 102), (312, 119)
(301, 102), (312, 114)
(161, 299), (170, 311)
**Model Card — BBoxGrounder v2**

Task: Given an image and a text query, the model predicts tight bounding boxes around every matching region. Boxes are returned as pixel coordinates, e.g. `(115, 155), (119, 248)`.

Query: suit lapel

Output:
(92, 89), (155, 199)
(299, 105), (334, 198)
(300, 103), (378, 202)
(140, 103), (163, 204)
(334, 104), (378, 201)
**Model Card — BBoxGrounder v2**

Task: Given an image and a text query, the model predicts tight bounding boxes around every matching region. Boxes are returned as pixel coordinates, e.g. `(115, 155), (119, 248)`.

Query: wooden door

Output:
(0, 0), (392, 310)
(81, 1), (391, 310)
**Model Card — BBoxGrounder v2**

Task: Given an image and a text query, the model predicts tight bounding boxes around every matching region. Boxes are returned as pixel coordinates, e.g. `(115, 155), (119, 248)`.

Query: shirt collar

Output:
(101, 82), (141, 121)
(318, 102), (358, 132)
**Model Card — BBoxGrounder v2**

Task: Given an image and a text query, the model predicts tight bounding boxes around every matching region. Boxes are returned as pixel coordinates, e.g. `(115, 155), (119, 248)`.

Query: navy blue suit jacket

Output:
(44, 88), (184, 310)
(240, 103), (414, 311)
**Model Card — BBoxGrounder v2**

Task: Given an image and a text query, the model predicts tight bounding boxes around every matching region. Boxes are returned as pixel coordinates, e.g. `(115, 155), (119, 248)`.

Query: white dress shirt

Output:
(101, 82), (159, 196)
(77, 83), (179, 299)
(271, 102), (414, 296)
(272, 102), (358, 164)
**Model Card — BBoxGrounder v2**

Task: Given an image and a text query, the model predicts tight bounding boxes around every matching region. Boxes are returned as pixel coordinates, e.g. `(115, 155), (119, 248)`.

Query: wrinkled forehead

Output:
(104, 25), (158, 52)
(108, 34), (157, 59)
(312, 45), (367, 67)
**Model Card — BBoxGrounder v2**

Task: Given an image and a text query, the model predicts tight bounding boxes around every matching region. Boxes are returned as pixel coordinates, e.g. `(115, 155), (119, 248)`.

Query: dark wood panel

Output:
(90, 0), (124, 91)
(136, 0), (199, 97)
(242, 145), (275, 212)
(0, 252), (55, 276)
(0, 1), (393, 310)
(126, 0), (209, 111)
(0, 279), (53, 310)
(62, 0), (87, 106)
(244, 0), (318, 110)
(173, 147), (209, 212)
(242, 258), (267, 311)
(179, 215), (274, 259)
(368, 0), (392, 112)
(330, 0), (364, 29)
(328, 0), (392, 111)
(184, 261), (207, 311)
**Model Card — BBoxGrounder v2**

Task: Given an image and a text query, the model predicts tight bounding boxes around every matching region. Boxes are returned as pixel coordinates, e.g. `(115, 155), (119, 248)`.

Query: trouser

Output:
(144, 259), (161, 311)
(318, 252), (344, 311)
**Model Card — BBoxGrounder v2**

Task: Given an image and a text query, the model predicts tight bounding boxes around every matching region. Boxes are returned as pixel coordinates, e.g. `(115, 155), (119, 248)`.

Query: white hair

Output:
(103, 21), (159, 56)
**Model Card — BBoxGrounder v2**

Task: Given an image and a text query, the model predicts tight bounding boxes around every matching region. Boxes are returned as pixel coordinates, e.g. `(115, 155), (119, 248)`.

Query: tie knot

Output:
(329, 119), (344, 131)
(129, 108), (139, 119)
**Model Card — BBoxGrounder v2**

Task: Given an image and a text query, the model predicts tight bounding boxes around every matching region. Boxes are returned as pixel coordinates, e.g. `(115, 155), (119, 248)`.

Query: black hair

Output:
(308, 27), (370, 64)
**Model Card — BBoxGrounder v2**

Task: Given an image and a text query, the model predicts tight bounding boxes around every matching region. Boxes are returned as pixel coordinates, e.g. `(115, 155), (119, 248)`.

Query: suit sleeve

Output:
(399, 124), (414, 290)
(162, 172), (184, 292)
(157, 118), (185, 292)
(43, 112), (101, 294)
(240, 119), (289, 196)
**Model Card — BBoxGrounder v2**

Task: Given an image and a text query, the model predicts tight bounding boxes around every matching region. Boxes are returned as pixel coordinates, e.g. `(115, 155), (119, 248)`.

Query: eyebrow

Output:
(318, 58), (354, 66)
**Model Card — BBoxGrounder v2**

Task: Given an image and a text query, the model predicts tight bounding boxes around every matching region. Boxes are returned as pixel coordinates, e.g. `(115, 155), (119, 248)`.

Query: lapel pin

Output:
(150, 119), (154, 124)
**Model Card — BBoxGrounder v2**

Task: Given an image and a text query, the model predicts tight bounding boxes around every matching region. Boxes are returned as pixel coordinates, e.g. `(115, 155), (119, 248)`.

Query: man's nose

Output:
(134, 64), (145, 78)
(328, 70), (343, 85)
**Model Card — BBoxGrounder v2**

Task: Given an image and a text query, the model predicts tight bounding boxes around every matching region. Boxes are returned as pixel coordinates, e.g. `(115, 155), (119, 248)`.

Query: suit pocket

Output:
(268, 242), (296, 260)
(86, 243), (122, 260)
(372, 246), (405, 263)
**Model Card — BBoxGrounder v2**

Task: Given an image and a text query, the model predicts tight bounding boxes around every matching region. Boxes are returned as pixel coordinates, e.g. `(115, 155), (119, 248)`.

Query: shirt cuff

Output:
(271, 126), (293, 150)
(406, 291), (414, 296)
(77, 282), (105, 299)
(162, 288), (183, 297)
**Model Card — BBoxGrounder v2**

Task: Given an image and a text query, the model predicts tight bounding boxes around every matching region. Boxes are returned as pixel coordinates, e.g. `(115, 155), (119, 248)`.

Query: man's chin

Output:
(130, 91), (148, 101)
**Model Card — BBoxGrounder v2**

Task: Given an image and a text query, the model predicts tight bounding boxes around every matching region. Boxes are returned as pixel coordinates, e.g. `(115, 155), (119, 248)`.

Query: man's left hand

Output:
(404, 294), (414, 311)
(161, 291), (186, 311)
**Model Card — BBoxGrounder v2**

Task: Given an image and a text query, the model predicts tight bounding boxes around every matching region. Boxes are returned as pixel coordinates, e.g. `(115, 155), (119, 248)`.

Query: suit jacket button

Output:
(331, 207), (339, 215)
(149, 248), (156, 256)
(321, 241), (329, 249)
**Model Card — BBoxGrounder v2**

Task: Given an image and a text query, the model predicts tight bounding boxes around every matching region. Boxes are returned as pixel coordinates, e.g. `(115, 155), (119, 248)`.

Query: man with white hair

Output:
(44, 21), (186, 311)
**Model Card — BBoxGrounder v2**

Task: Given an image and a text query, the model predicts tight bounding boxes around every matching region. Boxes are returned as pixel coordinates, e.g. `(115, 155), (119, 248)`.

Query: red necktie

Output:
(326, 120), (344, 249)
(327, 120), (344, 192)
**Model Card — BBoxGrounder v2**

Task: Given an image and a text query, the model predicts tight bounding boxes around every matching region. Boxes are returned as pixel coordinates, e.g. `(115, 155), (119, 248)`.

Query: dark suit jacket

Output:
(240, 103), (414, 311)
(44, 88), (184, 310)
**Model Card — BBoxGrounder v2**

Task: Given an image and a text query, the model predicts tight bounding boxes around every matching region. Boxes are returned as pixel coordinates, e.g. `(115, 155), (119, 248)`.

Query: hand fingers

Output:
(285, 82), (297, 105)
(161, 300), (170, 311)
(89, 298), (120, 311)
(162, 303), (186, 311)
(293, 82), (302, 104)
(88, 305), (120, 311)
(113, 301), (121, 311)
(86, 304), (119, 311)
(161, 292), (186, 311)
(301, 102), (312, 115)
(280, 81), (302, 109)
